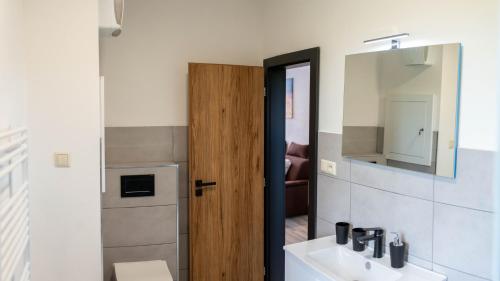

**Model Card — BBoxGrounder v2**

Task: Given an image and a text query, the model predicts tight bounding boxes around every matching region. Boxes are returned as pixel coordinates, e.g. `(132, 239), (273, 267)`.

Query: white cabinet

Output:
(383, 95), (434, 166)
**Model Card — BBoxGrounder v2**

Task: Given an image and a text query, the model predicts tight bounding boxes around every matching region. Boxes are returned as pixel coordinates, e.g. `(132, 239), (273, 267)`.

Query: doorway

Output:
(264, 48), (320, 281)
(284, 63), (311, 245)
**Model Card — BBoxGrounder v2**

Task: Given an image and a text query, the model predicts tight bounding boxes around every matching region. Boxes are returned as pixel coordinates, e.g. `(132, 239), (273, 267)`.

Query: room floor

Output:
(285, 215), (308, 245)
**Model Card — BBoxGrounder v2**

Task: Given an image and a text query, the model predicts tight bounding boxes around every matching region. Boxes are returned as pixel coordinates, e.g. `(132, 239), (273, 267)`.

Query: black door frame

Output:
(264, 47), (320, 281)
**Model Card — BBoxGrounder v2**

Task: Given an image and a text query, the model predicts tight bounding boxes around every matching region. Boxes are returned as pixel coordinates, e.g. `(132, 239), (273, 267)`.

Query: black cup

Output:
(352, 228), (367, 251)
(335, 222), (350, 245)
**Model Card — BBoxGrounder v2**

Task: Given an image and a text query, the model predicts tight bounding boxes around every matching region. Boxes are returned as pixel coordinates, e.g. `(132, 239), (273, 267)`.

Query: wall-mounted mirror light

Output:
(342, 43), (462, 178)
(363, 33), (410, 49)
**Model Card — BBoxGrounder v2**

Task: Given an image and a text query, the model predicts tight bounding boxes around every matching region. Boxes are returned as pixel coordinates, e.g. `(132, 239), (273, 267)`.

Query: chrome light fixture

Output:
(363, 33), (410, 49)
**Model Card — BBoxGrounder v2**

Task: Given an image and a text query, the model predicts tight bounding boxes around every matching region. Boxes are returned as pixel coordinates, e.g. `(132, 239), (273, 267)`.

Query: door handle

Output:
(195, 179), (216, 197)
(418, 128), (424, 136)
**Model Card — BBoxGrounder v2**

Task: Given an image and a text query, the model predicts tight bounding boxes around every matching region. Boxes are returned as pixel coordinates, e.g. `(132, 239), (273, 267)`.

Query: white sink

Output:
(308, 246), (402, 281)
(284, 236), (447, 281)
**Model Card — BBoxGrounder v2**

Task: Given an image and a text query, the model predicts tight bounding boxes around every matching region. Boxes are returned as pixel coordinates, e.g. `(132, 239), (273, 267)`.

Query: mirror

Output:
(342, 43), (461, 178)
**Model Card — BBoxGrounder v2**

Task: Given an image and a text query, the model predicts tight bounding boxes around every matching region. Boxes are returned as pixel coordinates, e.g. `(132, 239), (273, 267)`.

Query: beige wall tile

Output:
(173, 126), (188, 162)
(106, 127), (174, 164)
(317, 132), (351, 181)
(102, 205), (177, 247)
(342, 126), (378, 155)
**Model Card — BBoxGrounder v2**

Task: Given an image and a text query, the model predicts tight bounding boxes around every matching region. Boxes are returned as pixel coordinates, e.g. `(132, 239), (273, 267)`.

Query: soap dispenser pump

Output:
(389, 232), (405, 268)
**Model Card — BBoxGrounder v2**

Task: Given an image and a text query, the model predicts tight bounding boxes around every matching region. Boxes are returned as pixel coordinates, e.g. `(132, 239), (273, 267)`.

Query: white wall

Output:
(380, 46), (444, 132)
(344, 46), (445, 129)
(101, 0), (264, 127)
(0, 0), (26, 130)
(286, 65), (310, 145)
(101, 0), (499, 149)
(379, 46), (443, 99)
(24, 0), (103, 280)
(262, 0), (498, 151)
(343, 52), (381, 127)
(437, 45), (460, 177)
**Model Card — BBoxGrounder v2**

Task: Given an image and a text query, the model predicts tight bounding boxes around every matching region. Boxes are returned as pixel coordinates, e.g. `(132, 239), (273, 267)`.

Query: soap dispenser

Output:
(389, 232), (405, 268)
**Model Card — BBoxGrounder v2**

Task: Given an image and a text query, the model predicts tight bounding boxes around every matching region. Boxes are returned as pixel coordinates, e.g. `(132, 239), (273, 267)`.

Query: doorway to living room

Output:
(264, 47), (319, 281)
(284, 63), (311, 245)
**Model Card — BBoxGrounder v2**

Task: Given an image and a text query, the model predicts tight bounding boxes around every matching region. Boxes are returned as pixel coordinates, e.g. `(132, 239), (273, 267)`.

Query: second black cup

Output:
(335, 222), (350, 245)
(352, 228), (367, 251)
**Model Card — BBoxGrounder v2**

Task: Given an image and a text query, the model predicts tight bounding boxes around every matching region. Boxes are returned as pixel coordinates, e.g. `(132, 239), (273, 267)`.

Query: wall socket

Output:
(320, 159), (336, 176)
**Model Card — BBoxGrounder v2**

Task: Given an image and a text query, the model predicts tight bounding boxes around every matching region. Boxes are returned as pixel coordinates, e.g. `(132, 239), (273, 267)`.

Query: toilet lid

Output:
(114, 260), (173, 281)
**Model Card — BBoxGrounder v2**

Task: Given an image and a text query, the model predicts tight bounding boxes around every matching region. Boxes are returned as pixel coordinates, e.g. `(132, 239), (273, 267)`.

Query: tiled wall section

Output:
(342, 126), (378, 155)
(316, 132), (495, 281)
(105, 126), (189, 281)
(102, 166), (179, 281)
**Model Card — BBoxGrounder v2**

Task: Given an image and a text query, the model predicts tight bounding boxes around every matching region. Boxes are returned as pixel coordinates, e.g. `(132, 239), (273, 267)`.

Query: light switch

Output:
(320, 159), (336, 176)
(54, 153), (70, 168)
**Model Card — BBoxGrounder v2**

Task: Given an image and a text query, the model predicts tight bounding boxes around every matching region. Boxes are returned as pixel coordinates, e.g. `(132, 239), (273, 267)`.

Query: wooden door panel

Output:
(189, 63), (264, 281)
(189, 63), (224, 281)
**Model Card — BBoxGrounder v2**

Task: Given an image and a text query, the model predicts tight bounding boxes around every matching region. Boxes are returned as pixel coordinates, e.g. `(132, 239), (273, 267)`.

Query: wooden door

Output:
(189, 63), (264, 281)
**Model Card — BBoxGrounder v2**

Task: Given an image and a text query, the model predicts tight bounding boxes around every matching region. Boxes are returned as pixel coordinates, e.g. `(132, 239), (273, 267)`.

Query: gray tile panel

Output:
(173, 126), (188, 162)
(435, 148), (495, 212)
(317, 174), (351, 225)
(105, 126), (174, 164)
(350, 158), (434, 200)
(433, 203), (493, 279)
(317, 131), (494, 280)
(350, 183), (433, 261)
(318, 132), (351, 181)
(102, 205), (177, 247)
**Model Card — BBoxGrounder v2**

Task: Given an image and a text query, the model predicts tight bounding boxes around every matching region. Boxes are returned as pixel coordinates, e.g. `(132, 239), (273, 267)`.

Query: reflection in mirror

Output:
(342, 43), (461, 178)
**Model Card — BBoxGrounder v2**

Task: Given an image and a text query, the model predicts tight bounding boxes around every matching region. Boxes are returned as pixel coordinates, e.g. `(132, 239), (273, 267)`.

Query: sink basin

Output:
(284, 236), (447, 281)
(308, 246), (402, 281)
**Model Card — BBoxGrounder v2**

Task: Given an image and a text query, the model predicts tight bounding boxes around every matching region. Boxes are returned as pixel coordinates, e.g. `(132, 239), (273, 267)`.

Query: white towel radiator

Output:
(0, 128), (30, 281)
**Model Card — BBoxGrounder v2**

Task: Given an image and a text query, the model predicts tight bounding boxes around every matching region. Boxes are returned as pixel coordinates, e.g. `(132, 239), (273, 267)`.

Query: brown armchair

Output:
(285, 143), (310, 217)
